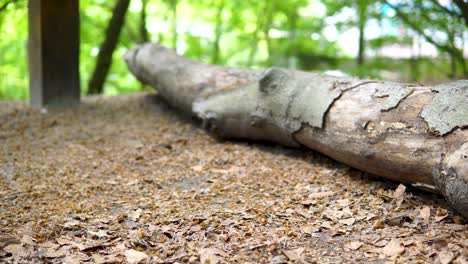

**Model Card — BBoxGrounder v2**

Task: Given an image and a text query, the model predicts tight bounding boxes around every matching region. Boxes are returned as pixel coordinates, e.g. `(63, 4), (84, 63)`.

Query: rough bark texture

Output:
(88, 0), (130, 95)
(125, 43), (468, 218)
(139, 0), (149, 43)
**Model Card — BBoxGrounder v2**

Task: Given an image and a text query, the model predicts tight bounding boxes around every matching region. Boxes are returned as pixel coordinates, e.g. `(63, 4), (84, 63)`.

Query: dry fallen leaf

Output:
(124, 249), (148, 264)
(435, 212), (448, 222)
(337, 199), (352, 207)
(301, 199), (317, 206)
(211, 166), (241, 174)
(20, 235), (35, 246)
(322, 209), (341, 221)
(374, 240), (388, 247)
(4, 244), (31, 258)
(385, 213), (413, 227)
(0, 235), (19, 249)
(39, 241), (60, 249)
(382, 239), (405, 257)
(191, 164), (204, 172)
(128, 208), (143, 222)
(105, 180), (118, 185)
(63, 219), (81, 230)
(437, 251), (455, 264)
(199, 247), (227, 264)
(419, 206), (431, 223)
(56, 237), (73, 246)
(1, 94), (465, 264)
(344, 241), (363, 251)
(373, 219), (385, 229)
(62, 254), (85, 264)
(73, 238), (121, 252)
(296, 209), (312, 218)
(92, 253), (119, 264)
(282, 247), (305, 261)
(402, 239), (414, 247)
(321, 221), (334, 230)
(191, 225), (202, 232)
(393, 184), (406, 199)
(42, 246), (68, 258)
(339, 217), (356, 226)
(88, 230), (109, 239)
(309, 191), (335, 199)
(302, 225), (316, 235)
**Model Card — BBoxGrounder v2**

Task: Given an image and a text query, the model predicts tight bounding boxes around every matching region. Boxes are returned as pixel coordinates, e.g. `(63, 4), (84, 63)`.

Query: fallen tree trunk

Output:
(125, 43), (468, 218)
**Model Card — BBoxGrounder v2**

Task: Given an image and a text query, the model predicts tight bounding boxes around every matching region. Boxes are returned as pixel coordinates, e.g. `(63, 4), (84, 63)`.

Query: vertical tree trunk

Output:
(357, 24), (365, 66)
(139, 0), (149, 43)
(28, 0), (80, 107)
(410, 35), (420, 81)
(448, 30), (457, 78)
(247, 26), (259, 67)
(88, 0), (131, 95)
(211, 3), (224, 64)
(446, 25), (467, 78)
(262, 2), (273, 66)
(288, 8), (298, 70)
(170, 0), (178, 50)
(460, 29), (467, 77)
(450, 55), (457, 79)
(158, 12), (169, 43)
(457, 38), (467, 77)
(453, 0), (468, 26)
(357, 0), (367, 66)
(459, 56), (467, 78)
(138, 0), (149, 91)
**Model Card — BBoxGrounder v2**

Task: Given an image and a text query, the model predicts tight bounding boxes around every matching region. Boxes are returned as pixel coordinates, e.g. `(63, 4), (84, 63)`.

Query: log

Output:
(125, 43), (468, 218)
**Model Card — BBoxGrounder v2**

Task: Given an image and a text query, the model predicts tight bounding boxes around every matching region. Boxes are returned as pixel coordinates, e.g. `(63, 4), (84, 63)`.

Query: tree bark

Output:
(88, 0), (131, 95)
(125, 43), (468, 218)
(169, 0), (178, 50)
(262, 2), (273, 66)
(139, 0), (149, 43)
(288, 8), (298, 70)
(453, 0), (468, 26)
(356, 0), (367, 66)
(211, 3), (224, 64)
(247, 25), (259, 67)
(410, 36), (420, 81)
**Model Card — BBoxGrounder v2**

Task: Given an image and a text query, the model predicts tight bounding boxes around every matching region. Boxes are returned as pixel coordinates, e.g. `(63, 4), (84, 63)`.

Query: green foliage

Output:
(0, 0), (27, 100)
(0, 0), (466, 100)
(382, 0), (467, 77)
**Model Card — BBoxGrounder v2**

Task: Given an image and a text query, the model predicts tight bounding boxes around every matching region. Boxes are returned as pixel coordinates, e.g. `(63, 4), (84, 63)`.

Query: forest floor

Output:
(0, 93), (466, 264)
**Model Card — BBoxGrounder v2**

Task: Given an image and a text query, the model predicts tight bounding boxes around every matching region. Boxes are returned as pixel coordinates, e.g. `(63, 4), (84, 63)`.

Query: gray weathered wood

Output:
(28, 0), (80, 108)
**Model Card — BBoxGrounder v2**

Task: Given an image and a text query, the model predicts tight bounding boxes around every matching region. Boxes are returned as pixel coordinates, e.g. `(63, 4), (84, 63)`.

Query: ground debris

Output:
(0, 93), (465, 263)
(382, 238), (405, 257)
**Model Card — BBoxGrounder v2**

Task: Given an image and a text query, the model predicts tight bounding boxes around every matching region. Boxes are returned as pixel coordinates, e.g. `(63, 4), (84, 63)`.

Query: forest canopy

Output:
(0, 0), (466, 100)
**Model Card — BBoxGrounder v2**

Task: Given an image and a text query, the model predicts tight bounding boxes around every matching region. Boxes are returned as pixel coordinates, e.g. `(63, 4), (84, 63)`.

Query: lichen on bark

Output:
(374, 83), (413, 111)
(421, 80), (468, 135)
(194, 68), (374, 146)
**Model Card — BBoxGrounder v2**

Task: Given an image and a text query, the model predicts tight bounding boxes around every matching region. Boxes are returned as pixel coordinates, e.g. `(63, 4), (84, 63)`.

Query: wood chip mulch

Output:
(0, 93), (466, 263)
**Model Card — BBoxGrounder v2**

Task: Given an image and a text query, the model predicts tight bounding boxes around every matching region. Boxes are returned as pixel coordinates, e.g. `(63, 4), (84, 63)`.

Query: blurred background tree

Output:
(0, 0), (466, 99)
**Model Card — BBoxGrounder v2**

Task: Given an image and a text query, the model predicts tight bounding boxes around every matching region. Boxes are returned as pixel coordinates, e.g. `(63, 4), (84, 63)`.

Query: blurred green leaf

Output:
(0, 0), (465, 100)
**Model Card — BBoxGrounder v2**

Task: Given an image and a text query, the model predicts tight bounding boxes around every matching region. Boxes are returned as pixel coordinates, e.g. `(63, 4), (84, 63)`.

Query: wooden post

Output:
(28, 0), (80, 108)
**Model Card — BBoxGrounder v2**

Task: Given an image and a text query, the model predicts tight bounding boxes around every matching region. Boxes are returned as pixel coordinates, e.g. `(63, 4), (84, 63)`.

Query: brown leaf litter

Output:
(0, 93), (467, 263)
